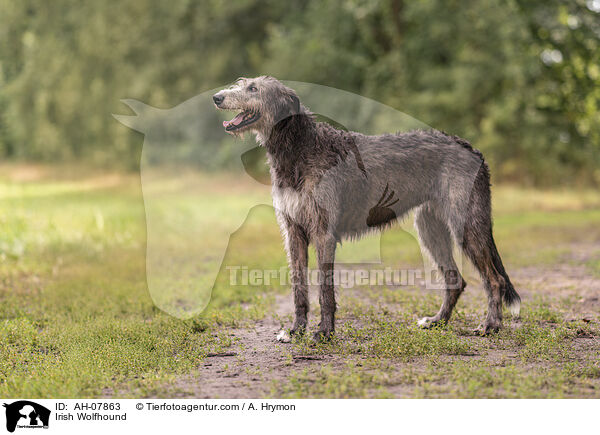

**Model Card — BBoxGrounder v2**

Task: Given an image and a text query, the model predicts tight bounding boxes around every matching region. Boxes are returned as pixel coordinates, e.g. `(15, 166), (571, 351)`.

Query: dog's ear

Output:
(274, 92), (301, 124)
(290, 95), (300, 114)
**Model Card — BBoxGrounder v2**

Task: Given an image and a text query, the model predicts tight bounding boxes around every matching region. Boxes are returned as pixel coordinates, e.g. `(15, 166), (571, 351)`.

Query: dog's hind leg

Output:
(455, 164), (520, 334)
(461, 237), (505, 334)
(313, 233), (337, 341)
(415, 205), (466, 328)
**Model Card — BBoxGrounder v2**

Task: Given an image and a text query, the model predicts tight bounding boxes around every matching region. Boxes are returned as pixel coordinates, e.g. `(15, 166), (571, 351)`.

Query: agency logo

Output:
(2, 401), (50, 433)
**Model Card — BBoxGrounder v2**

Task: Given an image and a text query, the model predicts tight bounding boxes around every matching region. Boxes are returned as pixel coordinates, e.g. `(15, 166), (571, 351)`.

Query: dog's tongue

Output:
(223, 112), (245, 128)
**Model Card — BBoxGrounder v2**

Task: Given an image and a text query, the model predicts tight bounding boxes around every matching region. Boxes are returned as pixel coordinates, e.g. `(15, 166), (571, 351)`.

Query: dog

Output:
(213, 76), (520, 341)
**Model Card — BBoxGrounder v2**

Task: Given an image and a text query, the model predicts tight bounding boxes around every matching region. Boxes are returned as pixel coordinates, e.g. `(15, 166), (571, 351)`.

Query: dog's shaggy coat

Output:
(213, 76), (521, 341)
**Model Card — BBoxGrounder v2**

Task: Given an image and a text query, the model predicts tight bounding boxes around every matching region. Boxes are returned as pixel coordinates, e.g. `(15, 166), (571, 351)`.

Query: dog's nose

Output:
(213, 94), (224, 106)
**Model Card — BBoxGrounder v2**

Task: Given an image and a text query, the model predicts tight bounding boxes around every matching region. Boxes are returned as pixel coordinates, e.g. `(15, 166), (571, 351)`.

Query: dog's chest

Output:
(272, 186), (304, 220)
(271, 185), (315, 225)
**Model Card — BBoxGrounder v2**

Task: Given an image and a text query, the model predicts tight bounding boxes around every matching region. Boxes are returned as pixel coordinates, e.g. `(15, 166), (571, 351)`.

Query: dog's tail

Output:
(490, 237), (521, 317)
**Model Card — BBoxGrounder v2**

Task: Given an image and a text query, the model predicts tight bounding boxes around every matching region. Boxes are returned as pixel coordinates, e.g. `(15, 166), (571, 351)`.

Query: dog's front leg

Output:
(314, 234), (337, 341)
(285, 222), (309, 336)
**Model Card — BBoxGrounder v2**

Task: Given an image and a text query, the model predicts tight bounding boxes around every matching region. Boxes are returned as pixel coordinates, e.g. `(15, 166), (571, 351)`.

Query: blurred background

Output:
(0, 0), (599, 185)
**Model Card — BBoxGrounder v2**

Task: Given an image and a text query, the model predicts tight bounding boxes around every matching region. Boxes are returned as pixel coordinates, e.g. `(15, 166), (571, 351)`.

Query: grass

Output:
(270, 293), (599, 398)
(0, 164), (599, 398)
(0, 166), (277, 397)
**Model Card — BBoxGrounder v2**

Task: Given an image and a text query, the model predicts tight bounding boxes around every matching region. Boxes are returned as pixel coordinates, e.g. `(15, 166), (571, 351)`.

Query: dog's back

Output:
(300, 126), (485, 240)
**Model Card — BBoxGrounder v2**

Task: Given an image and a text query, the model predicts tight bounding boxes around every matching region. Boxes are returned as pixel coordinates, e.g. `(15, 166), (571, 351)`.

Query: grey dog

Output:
(213, 76), (520, 341)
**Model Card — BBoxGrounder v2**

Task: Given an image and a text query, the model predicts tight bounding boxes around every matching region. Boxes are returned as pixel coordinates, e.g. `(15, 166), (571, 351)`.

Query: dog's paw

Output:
(474, 320), (501, 336)
(312, 329), (334, 343)
(290, 322), (306, 337)
(417, 316), (444, 329)
(276, 329), (292, 343)
(417, 317), (433, 328)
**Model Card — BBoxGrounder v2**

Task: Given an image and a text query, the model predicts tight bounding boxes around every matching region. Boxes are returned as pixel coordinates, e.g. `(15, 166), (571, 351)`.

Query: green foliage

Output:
(0, 0), (598, 183)
(0, 0), (285, 168)
(265, 0), (600, 185)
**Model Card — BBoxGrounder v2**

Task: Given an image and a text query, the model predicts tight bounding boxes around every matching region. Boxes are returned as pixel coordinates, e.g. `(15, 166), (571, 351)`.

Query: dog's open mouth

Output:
(222, 110), (261, 131)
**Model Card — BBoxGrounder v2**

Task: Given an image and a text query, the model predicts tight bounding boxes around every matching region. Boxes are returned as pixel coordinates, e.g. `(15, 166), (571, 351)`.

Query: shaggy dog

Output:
(213, 76), (520, 341)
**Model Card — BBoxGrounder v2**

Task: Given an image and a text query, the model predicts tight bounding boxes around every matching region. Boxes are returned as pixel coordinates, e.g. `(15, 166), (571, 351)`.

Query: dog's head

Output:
(212, 76), (300, 138)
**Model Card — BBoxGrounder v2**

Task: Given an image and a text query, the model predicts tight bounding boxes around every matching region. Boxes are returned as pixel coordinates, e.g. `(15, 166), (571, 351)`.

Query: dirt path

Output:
(164, 242), (600, 398)
(167, 291), (326, 398)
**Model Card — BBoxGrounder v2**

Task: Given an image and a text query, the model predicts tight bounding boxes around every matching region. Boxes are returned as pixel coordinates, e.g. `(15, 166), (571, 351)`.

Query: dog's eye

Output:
(248, 85), (258, 92)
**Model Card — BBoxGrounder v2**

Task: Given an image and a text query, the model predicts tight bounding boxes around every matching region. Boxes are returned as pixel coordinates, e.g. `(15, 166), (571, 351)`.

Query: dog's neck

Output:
(262, 113), (318, 190)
